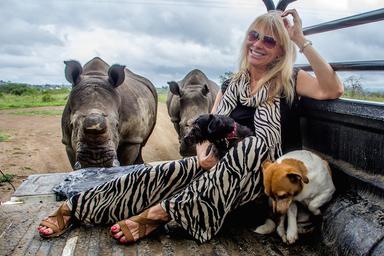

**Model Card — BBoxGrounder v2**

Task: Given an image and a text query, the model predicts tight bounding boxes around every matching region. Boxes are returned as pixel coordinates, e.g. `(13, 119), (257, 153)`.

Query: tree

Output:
(343, 75), (364, 97)
(218, 71), (234, 84)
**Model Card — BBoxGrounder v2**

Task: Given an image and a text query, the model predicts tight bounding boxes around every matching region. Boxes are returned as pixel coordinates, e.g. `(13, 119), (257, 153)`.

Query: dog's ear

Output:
(286, 173), (308, 184)
(324, 160), (332, 176)
(207, 115), (223, 134)
(261, 159), (273, 171)
(261, 160), (274, 196)
(282, 159), (309, 183)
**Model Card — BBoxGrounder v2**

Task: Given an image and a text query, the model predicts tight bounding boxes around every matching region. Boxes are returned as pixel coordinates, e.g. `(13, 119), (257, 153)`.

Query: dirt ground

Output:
(0, 103), (181, 203)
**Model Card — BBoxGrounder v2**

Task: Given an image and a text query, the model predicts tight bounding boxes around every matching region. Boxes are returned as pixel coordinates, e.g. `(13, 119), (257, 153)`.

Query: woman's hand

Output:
(196, 141), (218, 170)
(281, 9), (306, 46)
(283, 10), (344, 100)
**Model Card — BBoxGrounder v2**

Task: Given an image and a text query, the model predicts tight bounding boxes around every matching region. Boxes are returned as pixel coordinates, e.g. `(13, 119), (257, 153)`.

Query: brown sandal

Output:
(39, 203), (73, 238)
(113, 209), (166, 243)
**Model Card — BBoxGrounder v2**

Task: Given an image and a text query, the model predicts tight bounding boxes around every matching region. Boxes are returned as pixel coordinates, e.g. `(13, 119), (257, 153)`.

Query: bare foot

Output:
(110, 204), (170, 244)
(37, 202), (72, 237)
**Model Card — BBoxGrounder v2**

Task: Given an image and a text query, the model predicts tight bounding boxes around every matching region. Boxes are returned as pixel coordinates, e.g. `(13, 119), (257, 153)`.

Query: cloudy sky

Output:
(0, 0), (383, 89)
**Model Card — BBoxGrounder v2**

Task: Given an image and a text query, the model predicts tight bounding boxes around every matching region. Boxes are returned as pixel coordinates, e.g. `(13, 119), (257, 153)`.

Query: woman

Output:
(38, 9), (343, 244)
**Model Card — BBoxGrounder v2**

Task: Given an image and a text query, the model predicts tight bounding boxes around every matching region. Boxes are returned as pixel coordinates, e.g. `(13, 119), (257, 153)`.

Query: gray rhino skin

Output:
(166, 69), (219, 156)
(62, 57), (157, 169)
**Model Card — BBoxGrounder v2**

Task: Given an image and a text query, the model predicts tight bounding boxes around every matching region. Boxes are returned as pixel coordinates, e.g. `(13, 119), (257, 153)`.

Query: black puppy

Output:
(183, 114), (253, 159)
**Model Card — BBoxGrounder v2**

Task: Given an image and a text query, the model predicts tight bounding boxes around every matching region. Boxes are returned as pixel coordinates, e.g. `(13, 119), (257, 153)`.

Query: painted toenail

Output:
(111, 226), (117, 231)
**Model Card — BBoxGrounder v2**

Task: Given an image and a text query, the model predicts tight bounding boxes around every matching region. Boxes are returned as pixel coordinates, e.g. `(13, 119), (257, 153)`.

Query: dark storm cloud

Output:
(0, 0), (383, 86)
(1, 0), (249, 48)
(0, 20), (64, 47)
(0, 45), (30, 57)
(0, 0), (256, 85)
(1, 1), (95, 29)
(295, 22), (384, 67)
(107, 6), (247, 48)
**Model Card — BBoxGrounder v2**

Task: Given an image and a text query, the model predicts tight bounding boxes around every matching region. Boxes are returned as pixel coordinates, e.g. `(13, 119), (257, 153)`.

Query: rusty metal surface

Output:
(0, 202), (331, 256)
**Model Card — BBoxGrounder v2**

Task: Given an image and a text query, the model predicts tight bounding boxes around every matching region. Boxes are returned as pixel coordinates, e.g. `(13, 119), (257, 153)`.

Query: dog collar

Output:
(226, 122), (238, 140)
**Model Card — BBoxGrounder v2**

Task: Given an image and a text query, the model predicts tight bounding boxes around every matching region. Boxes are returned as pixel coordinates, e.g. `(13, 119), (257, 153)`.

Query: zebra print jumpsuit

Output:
(68, 70), (299, 243)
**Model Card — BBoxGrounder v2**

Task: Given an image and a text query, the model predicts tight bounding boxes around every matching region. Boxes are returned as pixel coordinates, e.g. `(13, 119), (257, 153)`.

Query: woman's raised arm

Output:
(282, 9), (344, 100)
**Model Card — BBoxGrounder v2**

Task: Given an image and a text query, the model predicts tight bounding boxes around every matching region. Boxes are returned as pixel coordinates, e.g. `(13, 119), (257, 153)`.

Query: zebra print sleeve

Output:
(215, 79), (239, 116)
(221, 79), (231, 94)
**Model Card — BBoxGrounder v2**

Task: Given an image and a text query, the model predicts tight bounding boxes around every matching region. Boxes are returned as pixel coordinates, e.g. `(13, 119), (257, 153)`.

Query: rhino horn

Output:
(83, 113), (107, 134)
(108, 64), (126, 88)
(168, 81), (181, 96)
(201, 84), (209, 96)
(64, 60), (83, 86)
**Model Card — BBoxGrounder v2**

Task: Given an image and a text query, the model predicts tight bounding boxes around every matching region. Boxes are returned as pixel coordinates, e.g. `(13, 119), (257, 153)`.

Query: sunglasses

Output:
(247, 31), (277, 49)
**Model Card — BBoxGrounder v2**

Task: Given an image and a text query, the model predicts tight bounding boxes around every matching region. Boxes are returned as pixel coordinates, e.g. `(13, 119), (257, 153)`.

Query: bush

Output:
(219, 71), (234, 84)
(0, 132), (9, 142)
(0, 173), (14, 183)
(0, 83), (38, 95)
(42, 93), (54, 102)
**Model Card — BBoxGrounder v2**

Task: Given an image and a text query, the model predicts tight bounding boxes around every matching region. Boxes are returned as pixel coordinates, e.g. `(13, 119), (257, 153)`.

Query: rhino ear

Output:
(168, 81), (181, 96)
(64, 60), (82, 86)
(201, 84), (209, 96)
(108, 64), (125, 88)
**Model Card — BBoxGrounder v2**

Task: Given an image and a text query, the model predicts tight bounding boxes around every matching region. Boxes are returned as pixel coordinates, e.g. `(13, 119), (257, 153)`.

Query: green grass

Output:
(156, 87), (168, 103)
(158, 93), (167, 103)
(0, 88), (169, 110)
(0, 132), (10, 142)
(0, 87), (382, 112)
(0, 173), (14, 183)
(0, 93), (69, 109)
(10, 109), (63, 116)
(342, 93), (384, 103)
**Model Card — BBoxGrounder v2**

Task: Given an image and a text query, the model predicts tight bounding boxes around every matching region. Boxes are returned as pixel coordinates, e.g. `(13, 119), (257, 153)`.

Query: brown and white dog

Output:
(254, 150), (335, 244)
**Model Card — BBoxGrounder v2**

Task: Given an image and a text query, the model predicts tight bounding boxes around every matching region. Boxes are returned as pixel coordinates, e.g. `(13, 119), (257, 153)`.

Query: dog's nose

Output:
(182, 135), (193, 146)
(179, 139), (196, 157)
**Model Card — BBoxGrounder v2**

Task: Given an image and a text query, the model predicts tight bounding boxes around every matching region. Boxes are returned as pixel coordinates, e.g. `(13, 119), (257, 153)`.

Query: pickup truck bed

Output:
(0, 196), (330, 256)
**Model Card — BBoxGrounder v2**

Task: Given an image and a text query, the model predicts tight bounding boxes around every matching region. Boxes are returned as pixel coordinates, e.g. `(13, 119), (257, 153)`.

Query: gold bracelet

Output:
(299, 40), (312, 53)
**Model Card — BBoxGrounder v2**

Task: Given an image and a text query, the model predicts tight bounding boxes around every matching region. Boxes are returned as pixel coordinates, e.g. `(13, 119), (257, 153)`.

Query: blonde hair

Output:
(234, 11), (297, 104)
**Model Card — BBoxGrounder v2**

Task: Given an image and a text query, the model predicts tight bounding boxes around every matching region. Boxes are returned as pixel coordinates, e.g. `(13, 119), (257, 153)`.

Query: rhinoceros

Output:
(166, 69), (219, 156)
(62, 57), (157, 169)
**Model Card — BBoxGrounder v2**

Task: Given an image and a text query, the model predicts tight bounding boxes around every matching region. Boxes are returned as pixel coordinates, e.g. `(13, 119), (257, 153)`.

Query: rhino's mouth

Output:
(76, 145), (117, 168)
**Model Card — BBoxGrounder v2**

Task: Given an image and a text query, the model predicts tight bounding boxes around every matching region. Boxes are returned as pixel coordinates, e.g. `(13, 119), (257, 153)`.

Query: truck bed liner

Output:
(0, 173), (330, 256)
(0, 203), (331, 256)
